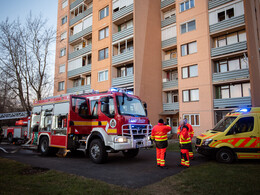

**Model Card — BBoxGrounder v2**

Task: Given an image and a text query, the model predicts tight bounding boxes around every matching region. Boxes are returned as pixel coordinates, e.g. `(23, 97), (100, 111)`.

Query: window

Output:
(165, 49), (177, 60)
(90, 100), (98, 116)
(58, 81), (65, 91)
(99, 48), (109, 60)
(62, 0), (68, 9)
(183, 114), (200, 126)
(181, 20), (196, 34)
(229, 117), (254, 134)
(181, 41), (197, 56)
(86, 75), (91, 85)
(99, 27), (109, 40)
(180, 0), (195, 12)
(73, 78), (83, 87)
(182, 65), (198, 78)
(60, 48), (66, 57)
(59, 64), (65, 73)
(117, 65), (133, 77)
(118, 20), (133, 32)
(165, 70), (178, 81)
(218, 8), (234, 22)
(61, 31), (67, 41)
(183, 89), (199, 102)
(214, 56), (248, 73)
(163, 9), (176, 20)
(101, 97), (115, 117)
(166, 91), (178, 103)
(216, 83), (251, 99)
(100, 6), (109, 20)
(214, 30), (246, 48)
(61, 16), (67, 25)
(161, 25), (176, 41)
(98, 70), (108, 82)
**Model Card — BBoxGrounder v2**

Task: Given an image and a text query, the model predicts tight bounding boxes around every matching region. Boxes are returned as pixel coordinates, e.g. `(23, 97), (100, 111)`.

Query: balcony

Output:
(70, 0), (84, 10)
(210, 15), (245, 33)
(67, 84), (91, 93)
(112, 27), (133, 43)
(69, 44), (92, 60)
(162, 37), (176, 49)
(161, 0), (175, 9)
(161, 15), (176, 28)
(213, 97), (251, 108)
(112, 50), (134, 65)
(211, 41), (247, 57)
(163, 102), (179, 111)
(163, 80), (178, 90)
(213, 69), (249, 83)
(70, 7), (93, 26)
(113, 4), (133, 21)
(68, 65), (91, 78)
(162, 58), (177, 69)
(69, 26), (92, 43)
(112, 75), (134, 87)
(208, 0), (234, 10)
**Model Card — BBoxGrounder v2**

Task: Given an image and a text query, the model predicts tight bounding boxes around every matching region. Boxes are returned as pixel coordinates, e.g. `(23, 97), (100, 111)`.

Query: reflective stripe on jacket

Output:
(151, 123), (172, 142)
(179, 125), (191, 144)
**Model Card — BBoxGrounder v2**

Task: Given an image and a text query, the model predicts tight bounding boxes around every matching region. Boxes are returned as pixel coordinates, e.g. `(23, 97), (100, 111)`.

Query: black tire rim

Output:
(221, 152), (230, 162)
(90, 144), (100, 160)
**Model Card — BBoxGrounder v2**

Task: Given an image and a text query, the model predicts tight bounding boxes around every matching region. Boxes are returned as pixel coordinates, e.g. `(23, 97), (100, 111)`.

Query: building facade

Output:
(54, 0), (254, 136)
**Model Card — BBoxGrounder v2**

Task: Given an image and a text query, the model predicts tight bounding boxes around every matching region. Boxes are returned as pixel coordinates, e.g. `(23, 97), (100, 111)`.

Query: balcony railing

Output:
(161, 0), (175, 8)
(211, 41), (247, 57)
(163, 80), (178, 90)
(113, 4), (133, 21)
(212, 69), (249, 83)
(70, 0), (84, 10)
(112, 27), (133, 43)
(68, 65), (91, 78)
(68, 44), (92, 60)
(162, 58), (177, 69)
(112, 75), (134, 87)
(161, 15), (176, 28)
(162, 37), (176, 49)
(210, 15), (245, 33)
(163, 102), (179, 111)
(67, 84), (91, 93)
(70, 7), (93, 26)
(69, 26), (92, 43)
(213, 97), (251, 108)
(112, 50), (134, 65)
(208, 0), (234, 10)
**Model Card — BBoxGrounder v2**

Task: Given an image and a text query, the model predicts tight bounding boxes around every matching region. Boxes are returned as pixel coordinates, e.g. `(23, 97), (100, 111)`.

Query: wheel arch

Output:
(86, 131), (105, 150)
(38, 133), (50, 146)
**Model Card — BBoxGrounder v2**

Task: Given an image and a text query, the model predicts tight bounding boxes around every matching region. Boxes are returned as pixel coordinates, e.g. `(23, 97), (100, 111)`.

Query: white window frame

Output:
(100, 6), (109, 20)
(59, 64), (65, 73)
(58, 81), (65, 91)
(98, 70), (108, 82)
(180, 19), (196, 34)
(180, 0), (195, 13)
(183, 114), (200, 126)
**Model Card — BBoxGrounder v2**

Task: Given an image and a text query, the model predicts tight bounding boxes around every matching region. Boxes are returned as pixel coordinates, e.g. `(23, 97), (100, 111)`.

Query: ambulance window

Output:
(213, 117), (236, 132)
(230, 117), (254, 134)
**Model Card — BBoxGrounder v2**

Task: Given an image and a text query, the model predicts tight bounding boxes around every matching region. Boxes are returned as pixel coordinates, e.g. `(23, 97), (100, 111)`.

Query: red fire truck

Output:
(28, 88), (152, 163)
(0, 112), (29, 143)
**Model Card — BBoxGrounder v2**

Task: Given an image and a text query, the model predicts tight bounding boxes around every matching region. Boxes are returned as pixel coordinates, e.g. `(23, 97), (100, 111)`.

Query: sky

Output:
(0, 0), (58, 83)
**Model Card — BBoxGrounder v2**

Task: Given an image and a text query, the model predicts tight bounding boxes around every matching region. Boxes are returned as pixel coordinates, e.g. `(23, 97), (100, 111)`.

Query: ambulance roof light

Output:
(236, 108), (251, 113)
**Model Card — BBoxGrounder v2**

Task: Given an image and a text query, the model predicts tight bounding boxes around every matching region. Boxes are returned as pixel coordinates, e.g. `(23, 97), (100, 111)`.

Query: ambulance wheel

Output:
(122, 149), (139, 158)
(216, 148), (234, 163)
(39, 137), (50, 156)
(7, 133), (13, 143)
(89, 139), (107, 164)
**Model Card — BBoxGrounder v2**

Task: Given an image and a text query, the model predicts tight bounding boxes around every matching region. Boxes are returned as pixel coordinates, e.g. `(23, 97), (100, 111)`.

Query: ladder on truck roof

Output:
(0, 111), (28, 120)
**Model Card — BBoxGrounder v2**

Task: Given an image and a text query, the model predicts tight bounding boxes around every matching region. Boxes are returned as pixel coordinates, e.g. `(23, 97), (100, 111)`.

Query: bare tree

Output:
(0, 14), (55, 113)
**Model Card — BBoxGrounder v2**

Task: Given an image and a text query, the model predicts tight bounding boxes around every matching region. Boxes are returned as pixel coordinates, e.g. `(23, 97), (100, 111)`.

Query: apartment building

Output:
(54, 0), (255, 135)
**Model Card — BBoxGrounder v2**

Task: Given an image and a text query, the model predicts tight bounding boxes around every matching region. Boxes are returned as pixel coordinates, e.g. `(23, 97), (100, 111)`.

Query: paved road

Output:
(0, 143), (207, 188)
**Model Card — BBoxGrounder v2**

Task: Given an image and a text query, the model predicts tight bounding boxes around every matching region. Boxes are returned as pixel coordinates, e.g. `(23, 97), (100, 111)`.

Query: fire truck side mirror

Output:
(100, 97), (109, 103)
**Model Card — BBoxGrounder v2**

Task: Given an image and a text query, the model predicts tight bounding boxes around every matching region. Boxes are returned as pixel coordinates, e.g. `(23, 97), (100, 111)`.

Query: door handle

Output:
(250, 136), (256, 138)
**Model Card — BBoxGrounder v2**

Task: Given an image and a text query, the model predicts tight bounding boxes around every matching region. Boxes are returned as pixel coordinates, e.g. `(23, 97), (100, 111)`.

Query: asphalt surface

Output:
(0, 142), (207, 188)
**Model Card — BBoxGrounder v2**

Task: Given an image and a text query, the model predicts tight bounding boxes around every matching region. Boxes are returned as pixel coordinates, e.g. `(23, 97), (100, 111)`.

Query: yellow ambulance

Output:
(196, 107), (260, 163)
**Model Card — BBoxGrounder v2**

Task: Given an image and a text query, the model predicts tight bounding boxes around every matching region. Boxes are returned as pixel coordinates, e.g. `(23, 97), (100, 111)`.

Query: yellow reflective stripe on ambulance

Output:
(234, 139), (245, 147)
(244, 138), (256, 147)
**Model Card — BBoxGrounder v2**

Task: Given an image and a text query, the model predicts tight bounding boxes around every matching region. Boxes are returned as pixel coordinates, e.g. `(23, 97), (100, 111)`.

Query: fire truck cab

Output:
(196, 107), (260, 163)
(30, 88), (152, 163)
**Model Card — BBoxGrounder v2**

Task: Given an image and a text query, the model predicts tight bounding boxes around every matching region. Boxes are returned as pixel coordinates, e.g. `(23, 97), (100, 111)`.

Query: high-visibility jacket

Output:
(151, 123), (171, 148)
(179, 125), (191, 145)
(177, 123), (194, 138)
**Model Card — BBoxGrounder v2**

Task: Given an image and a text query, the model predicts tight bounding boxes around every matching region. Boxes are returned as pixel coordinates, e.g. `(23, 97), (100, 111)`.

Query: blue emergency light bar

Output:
(109, 87), (134, 95)
(235, 108), (251, 113)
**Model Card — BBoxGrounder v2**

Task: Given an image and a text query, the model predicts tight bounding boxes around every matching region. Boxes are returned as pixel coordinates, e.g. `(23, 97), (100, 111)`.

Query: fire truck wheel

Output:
(89, 139), (107, 164)
(39, 137), (50, 156)
(7, 133), (13, 143)
(216, 148), (235, 163)
(122, 149), (139, 158)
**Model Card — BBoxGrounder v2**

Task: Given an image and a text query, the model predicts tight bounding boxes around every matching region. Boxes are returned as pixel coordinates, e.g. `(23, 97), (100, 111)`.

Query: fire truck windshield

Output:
(117, 95), (146, 117)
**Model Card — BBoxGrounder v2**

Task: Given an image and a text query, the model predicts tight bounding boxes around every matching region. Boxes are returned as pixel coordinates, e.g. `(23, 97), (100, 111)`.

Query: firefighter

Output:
(184, 118), (194, 159)
(178, 120), (191, 168)
(151, 119), (172, 169)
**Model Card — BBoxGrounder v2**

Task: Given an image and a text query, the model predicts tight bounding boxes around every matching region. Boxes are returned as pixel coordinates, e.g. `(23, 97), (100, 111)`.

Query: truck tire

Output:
(39, 137), (50, 156)
(89, 139), (107, 164)
(122, 149), (139, 158)
(7, 133), (13, 143)
(216, 148), (235, 163)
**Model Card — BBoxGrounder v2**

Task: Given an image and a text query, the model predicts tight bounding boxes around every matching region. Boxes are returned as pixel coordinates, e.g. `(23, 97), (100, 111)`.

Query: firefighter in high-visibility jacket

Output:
(177, 118), (194, 159)
(179, 120), (191, 168)
(151, 119), (172, 169)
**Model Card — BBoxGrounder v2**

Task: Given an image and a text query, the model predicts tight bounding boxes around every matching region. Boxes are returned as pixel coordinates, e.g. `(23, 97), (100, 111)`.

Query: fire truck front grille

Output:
(122, 124), (152, 137)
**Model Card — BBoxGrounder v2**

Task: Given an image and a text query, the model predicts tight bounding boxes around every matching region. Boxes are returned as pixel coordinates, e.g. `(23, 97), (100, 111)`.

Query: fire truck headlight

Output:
(202, 138), (213, 146)
(114, 136), (127, 143)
